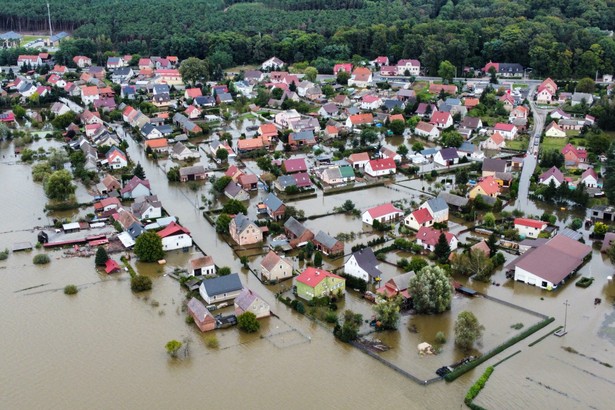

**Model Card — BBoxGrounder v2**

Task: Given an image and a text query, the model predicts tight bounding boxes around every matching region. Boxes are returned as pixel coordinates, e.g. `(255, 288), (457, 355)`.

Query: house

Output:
(216, 92), (233, 105)
(288, 131), (317, 148)
(434, 148), (459, 166)
(380, 147), (402, 162)
(420, 197), (449, 223)
(372, 56), (390, 67)
(274, 109), (301, 128)
(238, 173), (258, 191)
(482, 62), (523, 77)
(364, 158), (396, 177)
(333, 63), (353, 75)
(106, 56), (126, 70)
(362, 203), (403, 226)
(348, 67), (373, 88)
(345, 113), (374, 129)
(185, 105), (202, 120)
(324, 125), (339, 139)
(404, 207), (434, 231)
(536, 78), (557, 103)
(199, 273), (244, 304)
(73, 55), (92, 68)
(17, 54), (43, 68)
(430, 111), (453, 129)
(234, 289), (270, 319)
(481, 132), (506, 150)
(237, 137), (265, 153)
(144, 138), (169, 153)
(333, 94), (351, 107)
(81, 86), (100, 104)
(262, 193), (286, 220)
(224, 182), (250, 201)
(550, 108), (570, 120)
(179, 165), (207, 182)
(538, 166), (565, 187)
(94, 197), (122, 214)
(171, 142), (200, 161)
(581, 168), (599, 188)
(464, 97), (480, 109)
(194, 96), (216, 107)
(415, 227), (458, 252)
(348, 152), (370, 169)
(482, 158), (507, 177)
(468, 176), (500, 199)
(396, 59), (421, 76)
(571, 92), (594, 106)
(284, 217), (314, 248)
(101, 174), (121, 193)
(312, 230), (344, 256)
(260, 251), (293, 282)
(294, 267), (345, 301)
(320, 165), (355, 186)
(344, 248), (382, 283)
(121, 176), (151, 199)
(111, 67), (134, 84)
(545, 121), (566, 138)
(377, 272), (415, 300)
(361, 95), (382, 110)
(157, 222), (192, 251)
(561, 143), (587, 167)
(461, 116), (483, 130)
(494, 123), (517, 139)
(414, 121), (440, 140)
(229, 214), (263, 246)
(106, 147), (128, 169)
(173, 113), (202, 134)
(379, 65), (397, 76)
(514, 218), (548, 239)
(244, 70), (264, 82)
(509, 106), (528, 121)
(210, 140), (235, 159)
(293, 172), (313, 190)
(438, 192), (469, 211)
(507, 234), (591, 290)
(187, 298), (217, 332)
(429, 84), (457, 94)
(131, 195), (162, 220)
(262, 57), (285, 71)
(185, 88), (202, 100)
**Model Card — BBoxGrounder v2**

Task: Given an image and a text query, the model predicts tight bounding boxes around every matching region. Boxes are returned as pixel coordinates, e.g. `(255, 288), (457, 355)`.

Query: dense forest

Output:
(1, 0), (615, 78)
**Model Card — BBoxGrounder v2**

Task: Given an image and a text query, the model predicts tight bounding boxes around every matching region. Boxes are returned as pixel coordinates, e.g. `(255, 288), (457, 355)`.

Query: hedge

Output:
(464, 366), (494, 406)
(444, 317), (555, 382)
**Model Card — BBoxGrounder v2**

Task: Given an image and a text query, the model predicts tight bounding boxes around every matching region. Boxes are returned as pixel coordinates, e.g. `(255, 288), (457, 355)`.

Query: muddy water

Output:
(1, 135), (614, 409)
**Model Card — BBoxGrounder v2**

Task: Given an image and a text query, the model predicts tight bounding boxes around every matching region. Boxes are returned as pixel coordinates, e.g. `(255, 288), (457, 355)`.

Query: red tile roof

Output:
(157, 221), (190, 238)
(514, 218), (547, 230)
(367, 158), (396, 171)
(494, 123), (515, 132)
(295, 267), (343, 287)
(366, 203), (402, 219)
(283, 158), (308, 173)
(416, 227), (455, 246)
(476, 176), (500, 195)
(348, 113), (374, 125)
(411, 208), (433, 225)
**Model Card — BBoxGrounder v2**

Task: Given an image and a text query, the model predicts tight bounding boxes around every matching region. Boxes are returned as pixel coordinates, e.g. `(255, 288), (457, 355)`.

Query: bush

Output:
(435, 331), (447, 344)
(33, 254), (50, 265)
(237, 311), (260, 333)
(63, 284), (78, 295)
(295, 301), (305, 314)
(131, 275), (153, 292)
(324, 311), (338, 324)
(0, 248), (9, 260)
(510, 323), (524, 330)
(205, 335), (219, 348)
(464, 366), (494, 406)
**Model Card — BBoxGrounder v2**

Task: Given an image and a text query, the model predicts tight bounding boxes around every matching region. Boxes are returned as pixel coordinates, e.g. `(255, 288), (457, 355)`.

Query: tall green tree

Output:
(434, 232), (451, 263)
(408, 266), (453, 314)
(133, 163), (146, 179)
(179, 57), (209, 85)
(438, 60), (455, 83)
(454, 311), (484, 350)
(237, 312), (260, 333)
(134, 231), (164, 262)
(373, 295), (402, 330)
(95, 246), (109, 266)
(44, 170), (76, 201)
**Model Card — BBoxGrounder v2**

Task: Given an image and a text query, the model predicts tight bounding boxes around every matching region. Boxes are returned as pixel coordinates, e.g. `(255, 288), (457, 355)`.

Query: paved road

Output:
(512, 86), (549, 210)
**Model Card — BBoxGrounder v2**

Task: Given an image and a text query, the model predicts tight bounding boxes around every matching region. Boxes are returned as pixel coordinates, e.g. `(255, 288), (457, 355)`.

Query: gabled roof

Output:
(235, 288), (266, 311)
(157, 221), (190, 238)
(411, 207), (433, 224)
(348, 247), (381, 278)
(425, 197), (448, 213)
(539, 166), (565, 183)
(261, 250), (291, 272)
(494, 123), (515, 132)
(514, 218), (547, 230)
(295, 267), (343, 287)
(475, 176), (500, 195)
(415, 121), (437, 133)
(489, 132), (505, 145)
(190, 256), (214, 270)
(201, 273), (243, 296)
(284, 216), (308, 237)
(348, 152), (370, 163)
(416, 226), (455, 246)
(313, 230), (340, 250)
(438, 147), (458, 160)
(232, 213), (254, 234)
(581, 168), (598, 181)
(365, 203), (402, 219)
(263, 193), (284, 212)
(283, 157), (308, 173)
(348, 113), (374, 125)
(483, 158), (507, 173)
(430, 111), (451, 125)
(367, 158), (396, 171)
(121, 176), (151, 194)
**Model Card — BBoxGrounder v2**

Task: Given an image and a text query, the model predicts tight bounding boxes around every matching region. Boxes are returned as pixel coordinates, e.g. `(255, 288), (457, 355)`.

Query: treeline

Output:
(0, 0), (614, 79)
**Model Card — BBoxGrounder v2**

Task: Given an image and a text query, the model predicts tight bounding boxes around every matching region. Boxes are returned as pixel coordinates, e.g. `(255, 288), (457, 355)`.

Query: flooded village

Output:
(1, 49), (615, 410)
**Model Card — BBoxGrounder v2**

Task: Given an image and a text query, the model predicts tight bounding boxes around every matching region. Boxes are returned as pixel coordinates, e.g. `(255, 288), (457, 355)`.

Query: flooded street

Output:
(1, 136), (615, 410)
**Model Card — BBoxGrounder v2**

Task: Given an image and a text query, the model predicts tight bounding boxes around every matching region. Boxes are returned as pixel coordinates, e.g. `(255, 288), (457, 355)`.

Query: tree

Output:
(133, 163), (146, 179)
(373, 295), (402, 330)
(341, 200), (355, 212)
(304, 66), (318, 82)
(389, 120), (405, 136)
(218, 266), (231, 276)
(12, 105), (26, 120)
(438, 60), (455, 83)
(408, 256), (428, 272)
(216, 148), (229, 162)
(213, 176), (233, 193)
(454, 311), (484, 350)
(51, 111), (77, 129)
(483, 212), (496, 228)
(396, 144), (409, 159)
(576, 77), (596, 93)
(134, 231), (164, 262)
(408, 266), (453, 314)
(131, 275), (152, 292)
(594, 222), (608, 236)
(441, 130), (463, 148)
(167, 166), (180, 182)
(434, 232), (451, 263)
(237, 311), (260, 333)
(48, 149), (69, 170)
(165, 340), (183, 358)
(412, 142), (424, 152)
(452, 250), (493, 282)
(95, 246), (109, 266)
(487, 233), (498, 257)
(216, 213), (232, 233)
(334, 309), (363, 342)
(179, 57), (209, 85)
(488, 66), (498, 84)
(607, 243), (615, 265)
(314, 251), (323, 267)
(569, 218), (583, 231)
(336, 70), (350, 85)
(222, 199), (247, 215)
(44, 170), (76, 201)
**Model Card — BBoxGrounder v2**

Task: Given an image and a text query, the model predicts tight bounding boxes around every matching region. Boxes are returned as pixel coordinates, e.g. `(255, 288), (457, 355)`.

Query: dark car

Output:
(215, 314), (238, 329)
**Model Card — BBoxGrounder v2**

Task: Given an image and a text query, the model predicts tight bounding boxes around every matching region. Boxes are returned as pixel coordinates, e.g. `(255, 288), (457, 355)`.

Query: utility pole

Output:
(555, 299), (570, 337)
(47, 3), (53, 43)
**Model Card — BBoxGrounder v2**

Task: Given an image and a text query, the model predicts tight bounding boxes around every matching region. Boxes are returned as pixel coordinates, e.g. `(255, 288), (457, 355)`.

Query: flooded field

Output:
(1, 135), (615, 409)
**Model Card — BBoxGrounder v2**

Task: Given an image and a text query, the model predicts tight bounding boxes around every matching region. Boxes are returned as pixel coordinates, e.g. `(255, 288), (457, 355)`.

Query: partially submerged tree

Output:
(165, 339), (183, 358)
(95, 246), (109, 266)
(408, 266), (453, 314)
(44, 170), (76, 201)
(454, 311), (484, 350)
(237, 312), (260, 333)
(334, 309), (363, 342)
(373, 295), (402, 330)
(134, 231), (164, 262)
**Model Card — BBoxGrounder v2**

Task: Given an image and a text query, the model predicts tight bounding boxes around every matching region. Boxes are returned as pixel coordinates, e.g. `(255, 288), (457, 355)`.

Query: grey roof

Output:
(224, 182), (244, 198)
(276, 175), (296, 189)
(153, 84), (170, 94)
(291, 130), (315, 141)
(461, 116), (481, 129)
(179, 165), (206, 176)
(314, 230), (340, 250)
(559, 227), (583, 241)
(263, 193), (284, 212)
(497, 63), (523, 74)
(426, 197), (448, 213)
(141, 123), (155, 136)
(571, 92), (593, 102)
(438, 192), (469, 208)
(350, 247), (381, 279)
(420, 148), (438, 156)
(113, 67), (132, 76)
(321, 103), (338, 114)
(495, 171), (513, 181)
(458, 141), (476, 153)
(201, 273), (243, 297)
(233, 213), (252, 234)
(195, 96), (216, 106)
(235, 288), (264, 311)
(187, 297), (212, 320)
(50, 31), (69, 42)
(439, 147), (458, 160)
(217, 92), (233, 102)
(478, 194), (497, 206)
(390, 271), (415, 291)
(323, 167), (341, 181)
(0, 31), (22, 40)
(483, 158), (507, 173)
(383, 99), (404, 110)
(284, 216), (307, 237)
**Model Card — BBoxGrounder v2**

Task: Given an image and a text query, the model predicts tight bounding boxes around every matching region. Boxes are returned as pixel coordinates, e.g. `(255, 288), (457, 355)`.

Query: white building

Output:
(157, 222), (192, 251)
(514, 218), (547, 239)
(344, 248), (382, 283)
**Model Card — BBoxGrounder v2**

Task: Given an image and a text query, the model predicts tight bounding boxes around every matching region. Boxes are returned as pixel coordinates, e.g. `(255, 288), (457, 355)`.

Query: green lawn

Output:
(513, 84), (528, 89)
(506, 137), (529, 151)
(541, 137), (568, 152)
(565, 130), (580, 137)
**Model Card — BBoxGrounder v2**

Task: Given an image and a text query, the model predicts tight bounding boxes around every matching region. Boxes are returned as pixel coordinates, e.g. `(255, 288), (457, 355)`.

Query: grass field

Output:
(506, 137), (529, 151)
(541, 137), (568, 152)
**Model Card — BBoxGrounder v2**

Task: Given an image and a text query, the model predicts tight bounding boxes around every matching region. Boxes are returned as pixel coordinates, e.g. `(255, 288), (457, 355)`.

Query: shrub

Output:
(510, 323), (524, 330)
(435, 331), (447, 344)
(295, 301), (305, 314)
(33, 254), (50, 265)
(205, 335), (219, 348)
(63, 284), (78, 295)
(131, 275), (153, 292)
(0, 248), (9, 260)
(324, 311), (338, 324)
(237, 311), (260, 333)
(464, 366), (494, 406)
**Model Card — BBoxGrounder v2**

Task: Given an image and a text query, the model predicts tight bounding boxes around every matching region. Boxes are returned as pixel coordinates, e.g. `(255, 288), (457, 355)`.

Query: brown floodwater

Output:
(1, 135), (614, 409)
